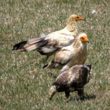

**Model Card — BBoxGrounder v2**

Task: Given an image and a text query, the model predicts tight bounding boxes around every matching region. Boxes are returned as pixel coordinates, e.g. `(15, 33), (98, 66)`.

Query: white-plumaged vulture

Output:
(45, 33), (89, 71)
(12, 14), (84, 60)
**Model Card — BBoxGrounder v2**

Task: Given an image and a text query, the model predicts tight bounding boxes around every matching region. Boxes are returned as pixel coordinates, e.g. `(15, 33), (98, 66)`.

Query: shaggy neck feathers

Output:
(72, 38), (87, 49)
(65, 21), (78, 36)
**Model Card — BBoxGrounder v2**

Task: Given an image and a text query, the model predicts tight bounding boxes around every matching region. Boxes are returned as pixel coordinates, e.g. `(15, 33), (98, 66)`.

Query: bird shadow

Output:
(83, 93), (96, 100)
(68, 93), (96, 102)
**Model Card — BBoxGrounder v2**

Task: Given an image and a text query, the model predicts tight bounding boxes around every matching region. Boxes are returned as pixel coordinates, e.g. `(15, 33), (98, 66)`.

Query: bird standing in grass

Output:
(12, 14), (84, 61)
(49, 64), (92, 100)
(45, 33), (89, 72)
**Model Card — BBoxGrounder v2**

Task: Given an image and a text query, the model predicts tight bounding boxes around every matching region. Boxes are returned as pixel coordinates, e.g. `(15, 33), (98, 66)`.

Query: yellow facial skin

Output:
(80, 35), (89, 43)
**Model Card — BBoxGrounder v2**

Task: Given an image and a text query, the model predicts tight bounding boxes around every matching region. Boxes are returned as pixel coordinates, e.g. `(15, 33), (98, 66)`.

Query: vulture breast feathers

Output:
(49, 64), (92, 100)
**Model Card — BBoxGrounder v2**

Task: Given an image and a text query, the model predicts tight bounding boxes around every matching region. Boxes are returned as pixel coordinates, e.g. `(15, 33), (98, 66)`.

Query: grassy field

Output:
(0, 0), (110, 109)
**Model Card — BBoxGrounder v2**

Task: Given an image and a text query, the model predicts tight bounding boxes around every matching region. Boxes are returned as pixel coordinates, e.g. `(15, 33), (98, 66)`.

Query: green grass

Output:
(0, 0), (110, 109)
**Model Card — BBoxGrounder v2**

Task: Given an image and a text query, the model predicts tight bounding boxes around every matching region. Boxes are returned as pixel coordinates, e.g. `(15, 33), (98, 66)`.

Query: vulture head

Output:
(73, 33), (89, 48)
(79, 33), (89, 43)
(66, 14), (84, 36)
(67, 14), (84, 24)
(49, 64), (92, 100)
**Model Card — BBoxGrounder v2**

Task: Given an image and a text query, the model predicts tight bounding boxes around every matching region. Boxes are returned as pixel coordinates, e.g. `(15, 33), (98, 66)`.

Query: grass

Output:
(0, 0), (110, 109)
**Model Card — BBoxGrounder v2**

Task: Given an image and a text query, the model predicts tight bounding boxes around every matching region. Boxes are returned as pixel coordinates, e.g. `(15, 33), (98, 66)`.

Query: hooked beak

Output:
(76, 15), (84, 21)
(84, 37), (89, 43)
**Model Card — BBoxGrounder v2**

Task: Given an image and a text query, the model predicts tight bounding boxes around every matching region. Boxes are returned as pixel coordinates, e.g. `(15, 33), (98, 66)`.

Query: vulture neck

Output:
(65, 21), (78, 36)
(72, 39), (87, 48)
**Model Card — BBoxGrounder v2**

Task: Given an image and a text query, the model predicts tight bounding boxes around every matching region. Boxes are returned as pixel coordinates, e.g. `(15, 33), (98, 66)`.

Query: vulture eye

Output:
(76, 16), (84, 21)
(80, 36), (85, 40)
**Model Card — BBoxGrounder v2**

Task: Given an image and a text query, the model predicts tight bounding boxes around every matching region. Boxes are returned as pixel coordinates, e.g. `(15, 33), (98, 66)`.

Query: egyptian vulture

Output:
(12, 14), (84, 60)
(45, 33), (89, 71)
(49, 64), (92, 100)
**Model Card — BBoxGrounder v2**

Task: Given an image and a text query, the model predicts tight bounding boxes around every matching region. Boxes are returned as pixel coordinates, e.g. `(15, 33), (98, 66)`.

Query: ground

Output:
(0, 0), (110, 110)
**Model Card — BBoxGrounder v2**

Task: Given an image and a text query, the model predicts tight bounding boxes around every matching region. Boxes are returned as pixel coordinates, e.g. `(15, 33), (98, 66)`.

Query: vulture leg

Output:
(65, 91), (70, 99)
(77, 88), (85, 100)
(42, 57), (54, 68)
(45, 55), (50, 61)
(65, 91), (71, 102)
(42, 55), (50, 68)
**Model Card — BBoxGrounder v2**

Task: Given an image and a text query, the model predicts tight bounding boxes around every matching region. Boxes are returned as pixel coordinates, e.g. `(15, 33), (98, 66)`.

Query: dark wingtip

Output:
(42, 64), (48, 68)
(12, 44), (19, 50)
(12, 41), (27, 51)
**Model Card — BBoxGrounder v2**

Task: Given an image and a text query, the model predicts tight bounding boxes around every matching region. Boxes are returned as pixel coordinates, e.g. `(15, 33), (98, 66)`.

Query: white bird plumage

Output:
(13, 14), (84, 61)
(45, 33), (89, 71)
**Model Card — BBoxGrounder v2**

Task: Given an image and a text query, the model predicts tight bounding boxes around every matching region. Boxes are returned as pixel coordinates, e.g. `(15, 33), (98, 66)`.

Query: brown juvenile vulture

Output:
(49, 64), (91, 100)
